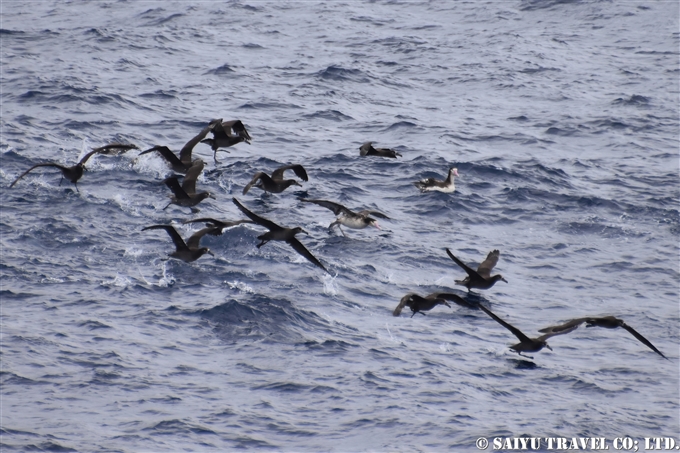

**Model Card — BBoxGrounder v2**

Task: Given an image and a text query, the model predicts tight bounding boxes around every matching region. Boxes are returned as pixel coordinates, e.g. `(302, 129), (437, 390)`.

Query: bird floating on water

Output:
(142, 224), (217, 262)
(232, 197), (329, 274)
(446, 248), (507, 291)
(138, 119), (220, 173)
(359, 142), (401, 159)
(299, 198), (389, 236)
(9, 143), (138, 192)
(538, 316), (667, 359)
(242, 164), (308, 195)
(201, 119), (252, 163)
(162, 159), (214, 213)
(393, 292), (471, 317)
(414, 167), (459, 193)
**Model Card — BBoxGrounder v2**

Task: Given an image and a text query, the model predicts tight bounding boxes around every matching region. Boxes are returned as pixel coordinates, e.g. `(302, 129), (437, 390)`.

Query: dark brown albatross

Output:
(359, 142), (401, 159)
(142, 224), (217, 262)
(446, 248), (508, 291)
(9, 143), (138, 192)
(162, 159), (214, 213)
(242, 164), (308, 195)
(201, 119), (252, 163)
(232, 197), (329, 274)
(538, 316), (667, 359)
(393, 292), (471, 317)
(477, 304), (578, 359)
(138, 119), (220, 173)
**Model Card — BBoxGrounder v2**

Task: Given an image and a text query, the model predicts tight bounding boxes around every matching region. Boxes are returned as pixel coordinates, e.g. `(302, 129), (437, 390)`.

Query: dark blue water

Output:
(2, 1), (678, 451)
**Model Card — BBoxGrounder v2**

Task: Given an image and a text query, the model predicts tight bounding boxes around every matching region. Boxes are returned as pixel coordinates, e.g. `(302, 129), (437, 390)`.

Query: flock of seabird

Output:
(9, 118), (667, 362)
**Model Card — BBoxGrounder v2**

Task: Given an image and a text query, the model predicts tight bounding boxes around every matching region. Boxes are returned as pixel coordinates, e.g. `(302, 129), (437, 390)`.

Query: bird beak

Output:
(207, 249), (215, 257)
(546, 344), (553, 351)
(301, 229), (309, 235)
(453, 168), (459, 177)
(209, 194), (216, 200)
(502, 277), (508, 283)
(373, 222), (381, 230)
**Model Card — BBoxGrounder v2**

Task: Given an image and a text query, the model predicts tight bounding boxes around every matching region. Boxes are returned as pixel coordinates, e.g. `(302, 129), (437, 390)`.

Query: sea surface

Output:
(1, 1), (679, 452)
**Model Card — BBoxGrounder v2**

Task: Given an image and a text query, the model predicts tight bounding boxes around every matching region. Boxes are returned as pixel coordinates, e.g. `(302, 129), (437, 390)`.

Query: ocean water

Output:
(1, 1), (678, 452)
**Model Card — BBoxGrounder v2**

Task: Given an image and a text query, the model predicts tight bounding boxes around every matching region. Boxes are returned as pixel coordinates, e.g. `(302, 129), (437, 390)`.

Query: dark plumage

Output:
(446, 248), (507, 291)
(9, 143), (138, 192)
(242, 164), (308, 195)
(142, 224), (217, 262)
(477, 304), (572, 358)
(182, 218), (253, 235)
(299, 198), (389, 236)
(393, 292), (471, 317)
(538, 316), (667, 359)
(359, 142), (402, 158)
(201, 119), (252, 163)
(232, 197), (329, 274)
(162, 160), (214, 212)
(138, 119), (220, 173)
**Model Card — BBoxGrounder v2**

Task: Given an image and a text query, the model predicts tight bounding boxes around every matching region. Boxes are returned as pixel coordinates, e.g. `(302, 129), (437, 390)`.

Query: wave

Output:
(315, 65), (371, 83)
(198, 296), (331, 344)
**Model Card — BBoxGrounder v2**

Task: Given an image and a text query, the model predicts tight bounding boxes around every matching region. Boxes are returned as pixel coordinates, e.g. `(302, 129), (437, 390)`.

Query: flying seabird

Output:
(477, 304), (576, 358)
(9, 143), (138, 192)
(446, 248), (507, 291)
(393, 292), (472, 317)
(162, 159), (214, 213)
(142, 224), (216, 262)
(138, 119), (220, 173)
(242, 164), (308, 195)
(232, 197), (329, 274)
(182, 218), (253, 235)
(414, 167), (459, 193)
(299, 198), (389, 236)
(201, 119), (252, 163)
(359, 142), (402, 159)
(538, 316), (667, 359)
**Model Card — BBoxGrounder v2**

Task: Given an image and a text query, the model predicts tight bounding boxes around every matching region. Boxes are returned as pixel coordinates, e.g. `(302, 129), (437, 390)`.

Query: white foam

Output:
(322, 272), (338, 295)
(226, 280), (254, 293)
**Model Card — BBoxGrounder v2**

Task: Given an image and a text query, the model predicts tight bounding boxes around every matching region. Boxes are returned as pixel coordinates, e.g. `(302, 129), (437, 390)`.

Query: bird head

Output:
(494, 274), (508, 284)
(449, 167), (459, 177)
(293, 227), (308, 236)
(367, 218), (381, 230)
(194, 192), (214, 203)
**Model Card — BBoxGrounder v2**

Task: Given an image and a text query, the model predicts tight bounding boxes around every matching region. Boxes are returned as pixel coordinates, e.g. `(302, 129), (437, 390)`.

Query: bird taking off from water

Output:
(446, 248), (507, 291)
